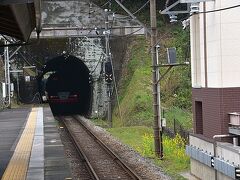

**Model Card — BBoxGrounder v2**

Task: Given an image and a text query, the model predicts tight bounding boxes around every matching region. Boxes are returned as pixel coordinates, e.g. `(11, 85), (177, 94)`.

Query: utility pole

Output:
(104, 9), (112, 127)
(4, 40), (11, 108)
(150, 0), (163, 158)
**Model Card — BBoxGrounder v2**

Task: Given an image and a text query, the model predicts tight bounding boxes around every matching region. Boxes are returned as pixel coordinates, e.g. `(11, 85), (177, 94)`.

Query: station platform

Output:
(0, 107), (71, 180)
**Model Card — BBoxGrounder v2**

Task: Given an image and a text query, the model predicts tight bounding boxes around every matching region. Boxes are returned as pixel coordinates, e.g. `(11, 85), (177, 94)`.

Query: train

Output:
(38, 55), (92, 116)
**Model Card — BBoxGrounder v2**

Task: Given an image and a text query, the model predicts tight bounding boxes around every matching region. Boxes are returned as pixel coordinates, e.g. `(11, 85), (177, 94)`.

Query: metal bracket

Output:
(156, 62), (190, 83)
(160, 0), (190, 15)
(180, 0), (214, 3)
(9, 46), (22, 59)
(114, 0), (151, 35)
(160, 0), (214, 15)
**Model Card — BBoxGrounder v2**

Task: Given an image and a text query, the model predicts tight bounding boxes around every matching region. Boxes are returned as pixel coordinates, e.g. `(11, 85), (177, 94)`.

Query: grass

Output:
(164, 107), (192, 130)
(108, 126), (190, 179)
(91, 118), (109, 128)
(113, 37), (153, 127)
(108, 126), (152, 150)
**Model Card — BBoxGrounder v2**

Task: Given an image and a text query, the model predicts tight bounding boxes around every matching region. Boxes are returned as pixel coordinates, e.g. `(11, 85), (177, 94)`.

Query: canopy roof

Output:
(0, 0), (41, 41)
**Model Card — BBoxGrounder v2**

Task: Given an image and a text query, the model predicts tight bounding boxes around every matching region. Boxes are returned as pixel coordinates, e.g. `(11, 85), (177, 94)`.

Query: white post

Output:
(2, 82), (6, 98)
(4, 40), (11, 107)
(156, 45), (161, 129)
(233, 137), (238, 146)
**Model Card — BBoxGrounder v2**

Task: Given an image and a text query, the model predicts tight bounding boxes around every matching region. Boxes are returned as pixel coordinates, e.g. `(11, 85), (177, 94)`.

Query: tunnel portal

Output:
(39, 55), (92, 116)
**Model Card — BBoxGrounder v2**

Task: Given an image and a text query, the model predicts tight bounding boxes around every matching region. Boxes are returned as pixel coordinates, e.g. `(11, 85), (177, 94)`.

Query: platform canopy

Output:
(0, 0), (41, 41)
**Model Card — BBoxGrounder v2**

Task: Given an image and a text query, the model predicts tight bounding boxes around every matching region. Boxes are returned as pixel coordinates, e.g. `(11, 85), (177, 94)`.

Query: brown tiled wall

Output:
(192, 88), (240, 139)
(195, 101), (203, 134)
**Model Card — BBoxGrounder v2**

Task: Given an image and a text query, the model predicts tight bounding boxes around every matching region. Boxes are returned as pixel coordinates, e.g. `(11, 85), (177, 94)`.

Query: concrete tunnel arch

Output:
(38, 55), (92, 116)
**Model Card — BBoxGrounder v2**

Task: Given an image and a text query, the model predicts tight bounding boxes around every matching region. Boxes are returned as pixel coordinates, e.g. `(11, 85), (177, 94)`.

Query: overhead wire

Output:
(109, 53), (124, 125)
(18, 51), (32, 66)
(103, 1), (148, 123)
(90, 53), (104, 75)
(133, 0), (150, 15)
(115, 0), (150, 20)
(104, 29), (123, 124)
(100, 0), (112, 8)
(23, 50), (44, 67)
(111, 27), (143, 38)
(89, 0), (112, 16)
(88, 0), (149, 38)
(195, 4), (240, 15)
(176, 3), (240, 22)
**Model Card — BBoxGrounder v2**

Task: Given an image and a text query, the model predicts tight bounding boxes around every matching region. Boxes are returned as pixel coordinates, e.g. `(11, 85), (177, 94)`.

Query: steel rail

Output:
(59, 116), (100, 180)
(73, 116), (142, 180)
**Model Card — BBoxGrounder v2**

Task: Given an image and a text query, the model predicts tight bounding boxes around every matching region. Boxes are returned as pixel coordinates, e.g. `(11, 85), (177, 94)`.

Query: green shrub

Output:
(136, 133), (190, 172)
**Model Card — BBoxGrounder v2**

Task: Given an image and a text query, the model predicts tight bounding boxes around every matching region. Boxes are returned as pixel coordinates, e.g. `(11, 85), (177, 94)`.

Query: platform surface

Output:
(0, 107), (71, 180)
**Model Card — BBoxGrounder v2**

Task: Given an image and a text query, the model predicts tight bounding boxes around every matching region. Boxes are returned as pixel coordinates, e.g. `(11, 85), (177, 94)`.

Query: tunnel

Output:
(38, 55), (92, 116)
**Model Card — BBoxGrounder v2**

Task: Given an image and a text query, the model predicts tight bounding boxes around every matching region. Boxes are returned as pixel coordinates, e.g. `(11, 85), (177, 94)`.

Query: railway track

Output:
(59, 116), (142, 180)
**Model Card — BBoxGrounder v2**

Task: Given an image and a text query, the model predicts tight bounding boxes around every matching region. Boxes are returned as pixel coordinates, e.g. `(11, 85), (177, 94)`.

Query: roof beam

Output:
(0, 1), (41, 41)
(31, 26), (144, 38)
(0, 0), (34, 5)
(34, 0), (41, 34)
(0, 18), (17, 27)
(180, 0), (214, 2)
(10, 4), (35, 41)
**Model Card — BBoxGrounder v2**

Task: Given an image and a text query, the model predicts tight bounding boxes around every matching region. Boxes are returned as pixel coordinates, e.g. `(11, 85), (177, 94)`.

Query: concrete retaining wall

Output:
(189, 134), (240, 180)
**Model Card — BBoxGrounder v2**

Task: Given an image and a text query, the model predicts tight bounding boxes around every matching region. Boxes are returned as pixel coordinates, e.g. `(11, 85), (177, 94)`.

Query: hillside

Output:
(113, 25), (192, 129)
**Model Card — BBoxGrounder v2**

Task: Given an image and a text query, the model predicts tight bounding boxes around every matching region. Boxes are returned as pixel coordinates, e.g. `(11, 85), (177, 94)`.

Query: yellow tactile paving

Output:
(2, 108), (38, 180)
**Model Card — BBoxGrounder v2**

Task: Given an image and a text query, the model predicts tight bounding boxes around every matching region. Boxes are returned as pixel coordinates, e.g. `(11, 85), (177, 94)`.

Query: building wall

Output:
(192, 87), (240, 139)
(191, 159), (215, 180)
(189, 135), (215, 179)
(191, 0), (240, 137)
(191, 0), (240, 88)
(192, 88), (221, 138)
(188, 134), (240, 180)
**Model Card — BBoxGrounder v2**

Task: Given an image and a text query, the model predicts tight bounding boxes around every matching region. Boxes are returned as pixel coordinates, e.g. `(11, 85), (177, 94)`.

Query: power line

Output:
(195, 4), (240, 14)
(173, 4), (240, 25)
(116, 0), (150, 19)
(133, 0), (150, 15)
(111, 27), (144, 38)
(114, 0), (151, 35)
(90, 53), (104, 75)
(100, 0), (112, 8)
(89, 0), (112, 16)
(109, 48), (123, 126)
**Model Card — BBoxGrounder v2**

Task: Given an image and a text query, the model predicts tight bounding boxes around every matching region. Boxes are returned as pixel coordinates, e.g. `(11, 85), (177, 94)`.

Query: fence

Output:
(163, 118), (191, 141)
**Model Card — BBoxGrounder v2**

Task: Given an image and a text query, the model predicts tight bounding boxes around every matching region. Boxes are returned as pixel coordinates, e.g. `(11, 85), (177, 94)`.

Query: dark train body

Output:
(39, 55), (92, 116)
(46, 72), (81, 115)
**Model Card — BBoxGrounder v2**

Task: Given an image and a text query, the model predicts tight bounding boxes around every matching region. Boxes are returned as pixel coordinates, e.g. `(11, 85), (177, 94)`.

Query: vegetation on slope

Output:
(113, 25), (191, 128)
(160, 26), (192, 110)
(113, 37), (153, 127)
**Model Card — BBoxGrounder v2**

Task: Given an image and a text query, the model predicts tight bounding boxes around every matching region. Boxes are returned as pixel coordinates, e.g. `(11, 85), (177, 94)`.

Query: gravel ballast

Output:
(78, 116), (172, 180)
